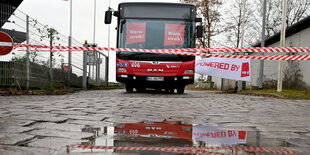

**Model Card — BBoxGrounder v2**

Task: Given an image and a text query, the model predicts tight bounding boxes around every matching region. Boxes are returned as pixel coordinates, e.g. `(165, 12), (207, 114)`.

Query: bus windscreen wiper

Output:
(126, 52), (146, 58)
(120, 19), (126, 33)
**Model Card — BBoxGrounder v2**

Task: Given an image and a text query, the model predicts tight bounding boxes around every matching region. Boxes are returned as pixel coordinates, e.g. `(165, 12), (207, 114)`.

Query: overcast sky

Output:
(18, 0), (180, 47)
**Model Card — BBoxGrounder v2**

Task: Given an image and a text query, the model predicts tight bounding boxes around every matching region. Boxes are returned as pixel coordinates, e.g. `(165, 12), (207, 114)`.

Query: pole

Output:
(93, 0), (96, 43)
(93, 0), (97, 85)
(237, 0), (246, 92)
(105, 57), (109, 87)
(277, 0), (287, 92)
(50, 33), (53, 83)
(105, 0), (111, 87)
(26, 15), (30, 89)
(259, 0), (267, 89)
(68, 36), (71, 83)
(96, 53), (100, 86)
(89, 58), (91, 81)
(70, 0), (72, 38)
(92, 57), (94, 81)
(256, 130), (260, 147)
(68, 0), (73, 84)
(240, 0), (246, 48)
(83, 45), (87, 88)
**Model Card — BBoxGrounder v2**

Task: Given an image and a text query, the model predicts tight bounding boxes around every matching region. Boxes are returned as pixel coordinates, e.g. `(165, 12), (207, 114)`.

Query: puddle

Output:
(67, 121), (307, 154)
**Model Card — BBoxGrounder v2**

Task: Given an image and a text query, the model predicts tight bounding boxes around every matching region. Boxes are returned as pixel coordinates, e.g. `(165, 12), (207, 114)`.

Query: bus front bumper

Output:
(116, 75), (194, 88)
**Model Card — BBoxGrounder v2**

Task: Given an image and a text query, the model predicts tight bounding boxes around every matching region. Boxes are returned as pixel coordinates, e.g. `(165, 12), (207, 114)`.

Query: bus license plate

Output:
(147, 77), (164, 81)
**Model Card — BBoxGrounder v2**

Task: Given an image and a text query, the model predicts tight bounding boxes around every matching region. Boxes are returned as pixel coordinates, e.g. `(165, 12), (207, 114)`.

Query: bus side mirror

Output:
(196, 18), (202, 22)
(197, 25), (203, 38)
(105, 11), (112, 24)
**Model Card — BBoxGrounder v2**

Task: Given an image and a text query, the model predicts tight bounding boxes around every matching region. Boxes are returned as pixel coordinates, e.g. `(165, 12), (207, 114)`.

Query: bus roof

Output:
(119, 2), (195, 7)
(118, 2), (196, 21)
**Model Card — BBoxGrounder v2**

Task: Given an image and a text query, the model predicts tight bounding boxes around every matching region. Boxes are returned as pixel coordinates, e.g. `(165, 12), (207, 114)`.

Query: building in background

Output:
(250, 16), (310, 90)
(212, 16), (310, 90)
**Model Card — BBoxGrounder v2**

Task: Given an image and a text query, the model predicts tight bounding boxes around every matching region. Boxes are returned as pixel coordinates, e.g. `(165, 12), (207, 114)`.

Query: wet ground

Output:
(0, 89), (309, 154)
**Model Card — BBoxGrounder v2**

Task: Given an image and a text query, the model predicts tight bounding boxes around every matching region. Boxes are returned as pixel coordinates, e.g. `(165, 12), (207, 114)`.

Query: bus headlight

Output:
(184, 70), (194, 74)
(183, 76), (193, 79)
(117, 68), (127, 72)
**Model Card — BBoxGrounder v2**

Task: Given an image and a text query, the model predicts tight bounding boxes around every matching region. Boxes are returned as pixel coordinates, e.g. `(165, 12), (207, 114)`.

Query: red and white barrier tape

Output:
(15, 49), (310, 61)
(14, 43), (310, 53)
(14, 43), (310, 61)
(66, 145), (297, 154)
(175, 47), (310, 53)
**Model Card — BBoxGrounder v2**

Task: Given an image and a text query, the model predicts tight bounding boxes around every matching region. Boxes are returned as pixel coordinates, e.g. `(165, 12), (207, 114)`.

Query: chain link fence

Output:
(0, 3), (108, 89)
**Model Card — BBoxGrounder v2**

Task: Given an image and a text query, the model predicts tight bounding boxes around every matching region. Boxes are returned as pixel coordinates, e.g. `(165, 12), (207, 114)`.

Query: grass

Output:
(0, 87), (80, 95)
(0, 83), (123, 95)
(185, 84), (218, 91)
(241, 89), (310, 99)
(87, 83), (123, 90)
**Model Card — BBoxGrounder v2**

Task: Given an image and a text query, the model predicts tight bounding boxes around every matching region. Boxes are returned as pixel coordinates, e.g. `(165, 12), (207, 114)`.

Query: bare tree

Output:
(286, 0), (310, 26)
(254, 0), (310, 39)
(223, 0), (255, 47)
(181, 0), (223, 48)
(181, 0), (223, 82)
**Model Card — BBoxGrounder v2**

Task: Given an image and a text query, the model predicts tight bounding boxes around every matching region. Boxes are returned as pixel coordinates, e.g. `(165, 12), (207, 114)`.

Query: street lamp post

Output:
(68, 0), (73, 83)
(277, 0), (287, 92)
(237, 0), (246, 92)
(105, 0), (111, 87)
(259, 0), (267, 89)
(93, 0), (96, 43)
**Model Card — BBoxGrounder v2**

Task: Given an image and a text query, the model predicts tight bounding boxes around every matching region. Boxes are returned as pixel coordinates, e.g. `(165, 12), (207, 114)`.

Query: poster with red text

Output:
(193, 125), (247, 145)
(195, 57), (251, 81)
(126, 22), (146, 45)
(164, 24), (185, 46)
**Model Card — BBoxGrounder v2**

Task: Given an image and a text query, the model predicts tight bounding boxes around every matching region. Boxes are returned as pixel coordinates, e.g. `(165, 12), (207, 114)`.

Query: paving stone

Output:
(30, 122), (85, 132)
(68, 120), (112, 127)
(0, 118), (35, 127)
(0, 133), (35, 145)
(256, 126), (308, 133)
(14, 114), (68, 123)
(28, 129), (94, 139)
(0, 89), (309, 153)
(27, 137), (87, 150)
(62, 114), (104, 121)
(285, 138), (310, 147)
(0, 126), (33, 133)
(50, 110), (88, 115)
(0, 145), (55, 155)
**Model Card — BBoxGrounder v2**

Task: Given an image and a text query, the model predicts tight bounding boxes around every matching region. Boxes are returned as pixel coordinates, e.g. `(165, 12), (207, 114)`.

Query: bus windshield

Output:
(117, 19), (195, 61)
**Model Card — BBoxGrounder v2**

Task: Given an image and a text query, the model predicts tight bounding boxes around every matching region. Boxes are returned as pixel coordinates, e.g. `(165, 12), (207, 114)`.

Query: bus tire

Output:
(177, 86), (185, 94)
(125, 84), (133, 92)
(136, 87), (145, 92)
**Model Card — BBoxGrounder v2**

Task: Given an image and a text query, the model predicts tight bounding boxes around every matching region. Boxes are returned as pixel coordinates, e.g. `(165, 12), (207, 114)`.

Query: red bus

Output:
(105, 3), (202, 93)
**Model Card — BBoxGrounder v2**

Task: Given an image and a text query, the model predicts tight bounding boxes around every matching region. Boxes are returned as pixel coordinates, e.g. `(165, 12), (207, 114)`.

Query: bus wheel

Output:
(136, 87), (145, 92)
(125, 84), (133, 92)
(177, 86), (185, 94)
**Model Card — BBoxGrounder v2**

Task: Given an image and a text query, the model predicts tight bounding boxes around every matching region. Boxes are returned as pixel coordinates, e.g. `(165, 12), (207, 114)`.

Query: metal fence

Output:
(0, 3), (107, 89)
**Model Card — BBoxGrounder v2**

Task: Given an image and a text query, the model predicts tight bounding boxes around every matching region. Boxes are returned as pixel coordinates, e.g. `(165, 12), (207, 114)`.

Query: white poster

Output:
(195, 57), (251, 81)
(193, 125), (247, 145)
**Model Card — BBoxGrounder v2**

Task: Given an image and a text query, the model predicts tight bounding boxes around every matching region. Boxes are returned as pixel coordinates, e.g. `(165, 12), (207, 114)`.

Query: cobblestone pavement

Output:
(0, 89), (309, 154)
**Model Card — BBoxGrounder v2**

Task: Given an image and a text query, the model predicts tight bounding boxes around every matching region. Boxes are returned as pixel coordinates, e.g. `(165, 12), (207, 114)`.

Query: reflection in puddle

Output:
(70, 121), (299, 154)
(115, 121), (192, 141)
(193, 125), (247, 145)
